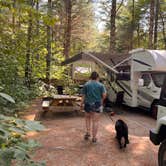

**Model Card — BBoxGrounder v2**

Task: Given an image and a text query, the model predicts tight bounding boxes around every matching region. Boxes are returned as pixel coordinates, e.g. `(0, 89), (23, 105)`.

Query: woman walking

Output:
(81, 71), (106, 143)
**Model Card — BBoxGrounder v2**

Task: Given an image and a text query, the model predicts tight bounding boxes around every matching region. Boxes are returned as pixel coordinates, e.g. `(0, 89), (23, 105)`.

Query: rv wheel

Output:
(116, 92), (124, 105)
(158, 139), (166, 166)
(151, 102), (158, 119)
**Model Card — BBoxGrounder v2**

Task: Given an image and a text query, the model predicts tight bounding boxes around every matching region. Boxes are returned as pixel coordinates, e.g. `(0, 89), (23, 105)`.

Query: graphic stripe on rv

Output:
(117, 81), (154, 102)
(108, 81), (118, 94)
(133, 59), (152, 67)
(116, 81), (132, 97)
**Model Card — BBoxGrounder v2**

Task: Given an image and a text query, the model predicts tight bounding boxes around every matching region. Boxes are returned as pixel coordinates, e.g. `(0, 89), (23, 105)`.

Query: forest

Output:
(0, 0), (165, 165)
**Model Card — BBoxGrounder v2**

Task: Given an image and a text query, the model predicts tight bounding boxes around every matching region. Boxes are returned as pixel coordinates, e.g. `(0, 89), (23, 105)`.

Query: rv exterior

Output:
(61, 49), (166, 118)
(108, 49), (166, 118)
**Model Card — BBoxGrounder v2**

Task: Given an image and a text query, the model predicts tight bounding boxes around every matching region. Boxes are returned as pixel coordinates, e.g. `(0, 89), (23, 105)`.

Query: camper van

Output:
(61, 49), (166, 118)
(108, 49), (166, 118)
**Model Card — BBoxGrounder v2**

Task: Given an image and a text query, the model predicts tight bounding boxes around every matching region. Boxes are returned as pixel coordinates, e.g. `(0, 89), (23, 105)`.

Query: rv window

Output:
(116, 72), (130, 81)
(151, 73), (166, 88)
(141, 74), (151, 86)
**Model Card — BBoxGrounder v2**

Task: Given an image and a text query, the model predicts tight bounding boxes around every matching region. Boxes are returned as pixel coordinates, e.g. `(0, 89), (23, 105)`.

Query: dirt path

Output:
(24, 99), (158, 166)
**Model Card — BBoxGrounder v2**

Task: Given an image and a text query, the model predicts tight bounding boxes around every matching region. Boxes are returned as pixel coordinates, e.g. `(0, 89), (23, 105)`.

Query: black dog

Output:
(115, 119), (129, 149)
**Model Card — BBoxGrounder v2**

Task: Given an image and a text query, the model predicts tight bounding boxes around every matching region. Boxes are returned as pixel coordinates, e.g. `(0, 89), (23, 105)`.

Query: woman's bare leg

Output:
(85, 112), (91, 135)
(92, 112), (100, 140)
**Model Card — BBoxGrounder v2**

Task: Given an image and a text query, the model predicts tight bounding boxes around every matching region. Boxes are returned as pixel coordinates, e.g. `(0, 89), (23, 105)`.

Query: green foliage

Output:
(0, 81), (41, 114)
(0, 80), (45, 166)
(63, 79), (80, 95)
(0, 0), (97, 107)
(0, 0), (99, 165)
(0, 93), (15, 103)
(0, 114), (45, 166)
(97, 0), (166, 51)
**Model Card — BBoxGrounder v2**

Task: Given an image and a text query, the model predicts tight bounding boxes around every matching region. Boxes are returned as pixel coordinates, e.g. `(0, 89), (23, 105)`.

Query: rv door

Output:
(158, 76), (166, 120)
(138, 73), (152, 108)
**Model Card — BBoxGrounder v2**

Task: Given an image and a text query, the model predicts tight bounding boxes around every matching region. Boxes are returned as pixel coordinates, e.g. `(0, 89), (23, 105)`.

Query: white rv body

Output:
(109, 49), (166, 110)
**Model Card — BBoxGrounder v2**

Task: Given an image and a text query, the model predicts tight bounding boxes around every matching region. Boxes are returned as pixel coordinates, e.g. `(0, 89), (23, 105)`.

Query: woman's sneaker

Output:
(84, 133), (90, 140)
(92, 138), (97, 143)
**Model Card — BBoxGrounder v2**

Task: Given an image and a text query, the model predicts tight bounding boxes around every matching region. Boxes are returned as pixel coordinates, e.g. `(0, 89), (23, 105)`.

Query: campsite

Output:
(0, 0), (166, 166)
(25, 99), (158, 166)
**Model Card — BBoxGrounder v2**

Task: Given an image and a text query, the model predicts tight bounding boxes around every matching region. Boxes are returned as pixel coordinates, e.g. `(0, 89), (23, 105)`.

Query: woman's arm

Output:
(101, 84), (107, 105)
(102, 93), (107, 105)
(81, 95), (85, 109)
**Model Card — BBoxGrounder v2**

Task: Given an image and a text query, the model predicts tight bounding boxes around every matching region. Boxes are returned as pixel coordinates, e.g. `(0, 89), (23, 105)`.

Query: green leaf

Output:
(0, 114), (12, 120)
(0, 93), (15, 103)
(0, 126), (10, 138)
(18, 139), (41, 150)
(13, 148), (27, 160)
(8, 127), (25, 134)
(0, 148), (14, 166)
(27, 139), (41, 148)
(25, 121), (45, 131)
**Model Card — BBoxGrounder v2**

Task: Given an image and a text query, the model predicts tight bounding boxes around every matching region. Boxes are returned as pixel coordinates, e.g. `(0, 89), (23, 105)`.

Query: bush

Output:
(0, 114), (45, 166)
(0, 91), (45, 166)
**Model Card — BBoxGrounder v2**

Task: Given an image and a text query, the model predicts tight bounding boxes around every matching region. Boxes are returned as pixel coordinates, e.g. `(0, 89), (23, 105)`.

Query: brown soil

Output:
(24, 99), (158, 166)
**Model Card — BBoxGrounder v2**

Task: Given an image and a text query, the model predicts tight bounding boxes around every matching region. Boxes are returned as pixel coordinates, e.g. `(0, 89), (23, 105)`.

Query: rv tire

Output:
(158, 139), (166, 166)
(151, 101), (159, 119)
(116, 92), (124, 105)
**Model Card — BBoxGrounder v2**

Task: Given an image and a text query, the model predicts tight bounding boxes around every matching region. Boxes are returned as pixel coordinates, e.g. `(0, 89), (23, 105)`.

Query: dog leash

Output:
(104, 112), (114, 123)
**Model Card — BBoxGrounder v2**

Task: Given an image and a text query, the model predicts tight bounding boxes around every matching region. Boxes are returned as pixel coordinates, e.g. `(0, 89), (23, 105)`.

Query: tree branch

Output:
(116, 0), (124, 14)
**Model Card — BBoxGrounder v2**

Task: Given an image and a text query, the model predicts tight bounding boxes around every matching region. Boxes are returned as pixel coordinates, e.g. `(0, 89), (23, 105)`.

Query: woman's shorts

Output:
(84, 102), (102, 113)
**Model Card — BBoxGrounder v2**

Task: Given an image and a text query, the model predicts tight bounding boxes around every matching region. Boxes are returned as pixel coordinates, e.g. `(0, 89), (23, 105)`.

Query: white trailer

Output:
(108, 49), (166, 118)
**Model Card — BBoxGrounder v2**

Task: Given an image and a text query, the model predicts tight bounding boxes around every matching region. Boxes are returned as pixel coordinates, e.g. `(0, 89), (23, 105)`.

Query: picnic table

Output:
(42, 95), (81, 112)
(34, 95), (82, 120)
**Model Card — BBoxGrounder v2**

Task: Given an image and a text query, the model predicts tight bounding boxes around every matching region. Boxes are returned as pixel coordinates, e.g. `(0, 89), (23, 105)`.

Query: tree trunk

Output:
(25, 1), (34, 88)
(12, 0), (16, 33)
(148, 0), (154, 48)
(129, 0), (135, 50)
(137, 23), (140, 47)
(160, 12), (166, 49)
(110, 0), (116, 54)
(63, 0), (72, 59)
(35, 0), (40, 61)
(18, 5), (21, 29)
(36, 0), (39, 36)
(46, 0), (52, 82)
(153, 0), (159, 49)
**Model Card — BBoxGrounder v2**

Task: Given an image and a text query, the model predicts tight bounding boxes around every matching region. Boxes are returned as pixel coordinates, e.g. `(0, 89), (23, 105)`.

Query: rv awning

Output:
(61, 52), (83, 66)
(61, 52), (129, 74)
